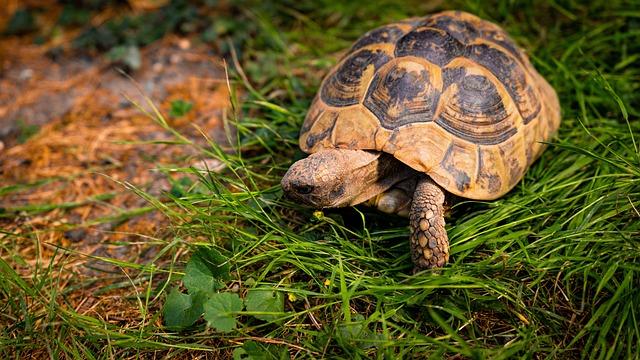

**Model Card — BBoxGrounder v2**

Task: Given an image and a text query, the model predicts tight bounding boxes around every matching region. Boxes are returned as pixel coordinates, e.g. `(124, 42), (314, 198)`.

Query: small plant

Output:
(16, 119), (39, 143)
(163, 247), (285, 332)
(169, 99), (193, 118)
(4, 8), (36, 35)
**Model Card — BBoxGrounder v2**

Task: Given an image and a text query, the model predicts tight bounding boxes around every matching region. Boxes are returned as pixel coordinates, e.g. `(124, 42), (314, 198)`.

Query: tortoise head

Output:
(281, 149), (384, 208)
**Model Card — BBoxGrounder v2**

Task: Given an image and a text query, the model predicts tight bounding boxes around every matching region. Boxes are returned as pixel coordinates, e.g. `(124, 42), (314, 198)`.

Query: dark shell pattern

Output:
(301, 11), (561, 200)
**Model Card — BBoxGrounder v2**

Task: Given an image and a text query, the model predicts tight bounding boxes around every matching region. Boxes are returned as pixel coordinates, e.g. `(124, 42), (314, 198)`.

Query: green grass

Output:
(1, 0), (640, 358)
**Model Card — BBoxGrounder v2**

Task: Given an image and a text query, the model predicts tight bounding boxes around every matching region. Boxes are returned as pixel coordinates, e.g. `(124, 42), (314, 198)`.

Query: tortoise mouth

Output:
(281, 167), (345, 208)
(281, 169), (317, 206)
(282, 181), (338, 208)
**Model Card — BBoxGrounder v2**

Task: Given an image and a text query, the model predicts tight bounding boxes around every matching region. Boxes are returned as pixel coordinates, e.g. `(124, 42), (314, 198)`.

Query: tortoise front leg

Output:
(410, 176), (449, 269)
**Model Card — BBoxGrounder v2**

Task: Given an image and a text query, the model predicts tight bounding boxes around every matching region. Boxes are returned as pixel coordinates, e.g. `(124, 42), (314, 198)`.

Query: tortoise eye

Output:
(293, 184), (314, 195)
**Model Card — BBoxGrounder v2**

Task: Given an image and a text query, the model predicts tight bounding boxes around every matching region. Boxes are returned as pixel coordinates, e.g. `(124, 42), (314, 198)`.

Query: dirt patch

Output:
(0, 31), (233, 325)
(0, 34), (230, 145)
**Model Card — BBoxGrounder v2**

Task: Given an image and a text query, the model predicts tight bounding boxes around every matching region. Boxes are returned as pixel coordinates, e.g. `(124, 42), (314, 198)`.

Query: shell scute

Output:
(496, 133), (527, 189)
(320, 47), (392, 107)
(418, 13), (480, 44)
(351, 25), (407, 51)
(426, 12), (527, 64)
(300, 110), (336, 152)
(466, 43), (541, 123)
(383, 122), (452, 172)
(476, 146), (504, 195)
(435, 72), (517, 145)
(364, 58), (442, 129)
(395, 27), (465, 66)
(442, 66), (466, 89)
(439, 142), (474, 192)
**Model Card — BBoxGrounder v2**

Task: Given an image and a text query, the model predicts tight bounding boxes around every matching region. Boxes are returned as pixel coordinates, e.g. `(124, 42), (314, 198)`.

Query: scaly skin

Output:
(366, 177), (417, 217)
(410, 177), (449, 269)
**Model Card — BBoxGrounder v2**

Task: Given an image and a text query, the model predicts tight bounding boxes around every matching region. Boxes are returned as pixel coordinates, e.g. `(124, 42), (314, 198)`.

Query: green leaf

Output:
(169, 99), (193, 117)
(5, 9), (36, 35)
(163, 288), (205, 330)
(57, 5), (91, 27)
(232, 348), (250, 360)
(183, 247), (230, 295)
(336, 314), (383, 349)
(245, 287), (284, 322)
(169, 176), (194, 198)
(233, 340), (282, 360)
(203, 292), (243, 333)
(16, 119), (39, 144)
(232, 341), (268, 360)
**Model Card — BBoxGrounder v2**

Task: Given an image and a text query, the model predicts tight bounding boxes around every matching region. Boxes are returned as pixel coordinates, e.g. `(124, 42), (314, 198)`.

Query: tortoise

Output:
(281, 11), (561, 269)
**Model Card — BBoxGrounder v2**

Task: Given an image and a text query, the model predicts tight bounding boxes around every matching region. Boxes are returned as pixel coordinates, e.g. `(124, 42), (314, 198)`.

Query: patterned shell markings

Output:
(299, 11), (561, 200)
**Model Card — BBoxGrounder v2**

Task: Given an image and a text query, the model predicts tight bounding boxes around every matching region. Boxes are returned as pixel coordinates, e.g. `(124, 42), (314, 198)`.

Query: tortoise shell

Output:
(299, 11), (561, 200)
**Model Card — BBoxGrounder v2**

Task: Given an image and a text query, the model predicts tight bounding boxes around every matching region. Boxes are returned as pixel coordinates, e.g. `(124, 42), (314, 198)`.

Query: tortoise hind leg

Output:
(410, 177), (449, 269)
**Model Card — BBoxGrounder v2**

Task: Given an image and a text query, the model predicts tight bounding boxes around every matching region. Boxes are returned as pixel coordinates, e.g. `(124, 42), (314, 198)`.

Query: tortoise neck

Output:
(347, 152), (418, 206)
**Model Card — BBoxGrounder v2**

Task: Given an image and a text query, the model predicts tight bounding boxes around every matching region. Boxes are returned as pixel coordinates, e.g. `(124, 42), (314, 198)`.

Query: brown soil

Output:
(0, 23), (232, 333)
